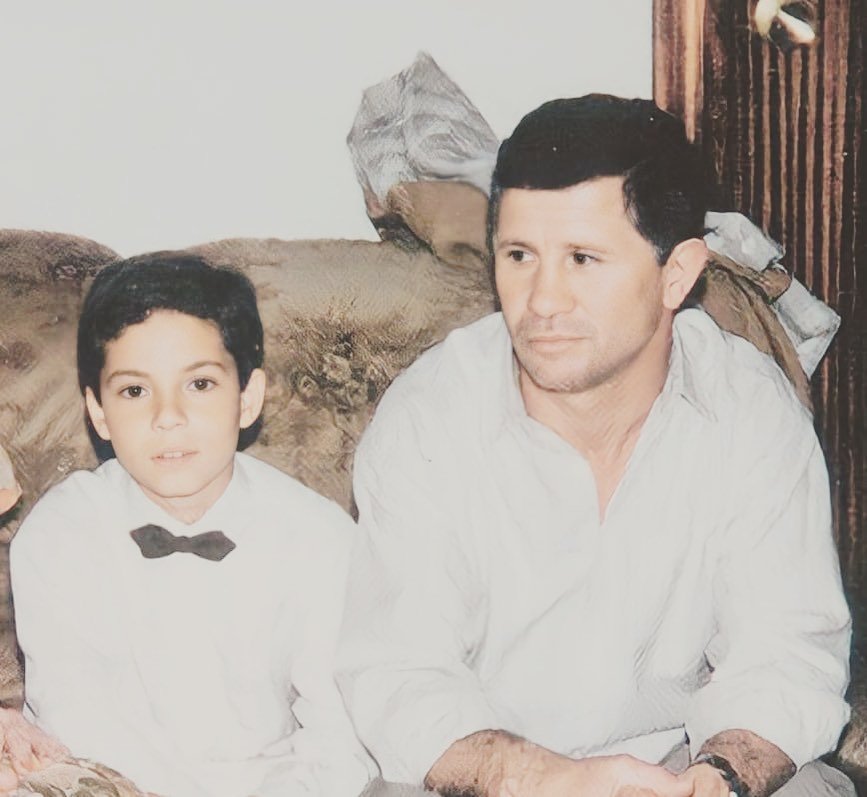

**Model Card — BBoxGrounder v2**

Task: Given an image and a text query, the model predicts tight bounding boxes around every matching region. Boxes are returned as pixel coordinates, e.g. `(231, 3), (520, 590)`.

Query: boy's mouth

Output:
(153, 450), (195, 462)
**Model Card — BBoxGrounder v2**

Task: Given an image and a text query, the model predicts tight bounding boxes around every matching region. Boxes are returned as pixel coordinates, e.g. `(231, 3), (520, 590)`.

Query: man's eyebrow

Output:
(495, 238), (534, 250)
(496, 238), (610, 255)
(564, 241), (610, 254)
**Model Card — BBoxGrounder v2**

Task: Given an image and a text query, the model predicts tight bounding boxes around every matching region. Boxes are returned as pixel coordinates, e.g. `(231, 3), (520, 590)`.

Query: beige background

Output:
(1, 1), (651, 255)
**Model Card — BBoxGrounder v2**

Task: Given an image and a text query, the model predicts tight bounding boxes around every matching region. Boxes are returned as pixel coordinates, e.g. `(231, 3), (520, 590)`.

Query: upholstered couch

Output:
(0, 180), (864, 794)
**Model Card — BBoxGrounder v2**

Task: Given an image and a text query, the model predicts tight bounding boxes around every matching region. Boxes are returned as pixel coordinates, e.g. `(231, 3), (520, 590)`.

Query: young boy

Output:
(9, 253), (374, 797)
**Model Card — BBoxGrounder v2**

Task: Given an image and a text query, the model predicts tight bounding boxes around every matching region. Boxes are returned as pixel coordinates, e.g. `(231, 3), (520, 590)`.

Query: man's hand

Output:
(677, 764), (732, 797)
(534, 754), (695, 797)
(425, 730), (694, 797)
(0, 707), (68, 792)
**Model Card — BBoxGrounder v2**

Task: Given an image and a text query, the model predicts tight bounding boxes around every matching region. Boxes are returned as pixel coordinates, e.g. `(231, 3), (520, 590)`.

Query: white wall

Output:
(2, 2), (652, 256)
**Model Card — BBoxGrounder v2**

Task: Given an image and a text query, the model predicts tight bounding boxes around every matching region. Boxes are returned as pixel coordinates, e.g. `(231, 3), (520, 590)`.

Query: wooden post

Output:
(653, 0), (866, 587)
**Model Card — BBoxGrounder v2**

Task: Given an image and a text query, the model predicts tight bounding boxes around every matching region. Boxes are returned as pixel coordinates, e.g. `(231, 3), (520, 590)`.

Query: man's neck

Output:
(520, 326), (673, 518)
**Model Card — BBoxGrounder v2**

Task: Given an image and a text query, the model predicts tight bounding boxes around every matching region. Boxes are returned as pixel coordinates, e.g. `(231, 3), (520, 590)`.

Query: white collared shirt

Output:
(337, 309), (851, 784)
(12, 452), (374, 797)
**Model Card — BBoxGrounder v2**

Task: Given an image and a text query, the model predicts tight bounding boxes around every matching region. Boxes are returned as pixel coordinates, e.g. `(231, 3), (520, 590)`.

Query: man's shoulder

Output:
(370, 312), (509, 430)
(676, 309), (814, 441)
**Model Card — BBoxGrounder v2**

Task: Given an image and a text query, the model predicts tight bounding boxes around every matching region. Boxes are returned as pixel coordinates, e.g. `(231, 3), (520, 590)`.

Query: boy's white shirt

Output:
(11, 452), (374, 797)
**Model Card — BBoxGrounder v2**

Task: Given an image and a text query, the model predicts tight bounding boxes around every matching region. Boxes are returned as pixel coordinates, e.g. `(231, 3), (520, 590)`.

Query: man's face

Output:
(85, 309), (264, 521)
(494, 177), (672, 395)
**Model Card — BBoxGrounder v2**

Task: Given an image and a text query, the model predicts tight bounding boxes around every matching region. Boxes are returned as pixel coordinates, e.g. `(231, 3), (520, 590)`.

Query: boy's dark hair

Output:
(77, 252), (265, 455)
(487, 94), (711, 264)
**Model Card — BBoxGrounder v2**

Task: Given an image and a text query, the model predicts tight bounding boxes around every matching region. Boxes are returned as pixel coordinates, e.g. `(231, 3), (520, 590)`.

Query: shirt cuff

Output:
(686, 683), (851, 768)
(376, 695), (500, 785)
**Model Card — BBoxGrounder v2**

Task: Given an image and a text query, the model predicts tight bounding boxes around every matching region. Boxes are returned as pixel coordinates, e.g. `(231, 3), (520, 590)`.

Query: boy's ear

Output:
(84, 387), (112, 441)
(239, 368), (266, 430)
(661, 238), (708, 311)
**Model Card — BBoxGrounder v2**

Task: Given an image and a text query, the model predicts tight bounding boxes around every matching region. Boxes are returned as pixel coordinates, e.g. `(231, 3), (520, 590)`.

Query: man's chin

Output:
(521, 363), (597, 395)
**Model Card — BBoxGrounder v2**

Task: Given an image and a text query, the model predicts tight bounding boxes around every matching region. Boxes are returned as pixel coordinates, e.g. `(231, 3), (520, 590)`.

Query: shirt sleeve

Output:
(685, 406), (852, 768)
(256, 506), (377, 797)
(336, 396), (499, 785)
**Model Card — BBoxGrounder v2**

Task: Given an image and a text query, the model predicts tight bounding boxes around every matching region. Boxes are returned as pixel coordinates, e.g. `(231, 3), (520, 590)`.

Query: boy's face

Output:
(85, 310), (265, 523)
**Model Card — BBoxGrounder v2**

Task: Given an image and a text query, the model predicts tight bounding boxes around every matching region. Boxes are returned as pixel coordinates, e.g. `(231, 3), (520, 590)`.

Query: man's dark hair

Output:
(487, 94), (711, 264)
(77, 252), (265, 454)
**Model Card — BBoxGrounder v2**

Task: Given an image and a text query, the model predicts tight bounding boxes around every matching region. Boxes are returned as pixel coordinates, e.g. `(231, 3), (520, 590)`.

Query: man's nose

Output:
(527, 261), (575, 318)
(152, 394), (187, 431)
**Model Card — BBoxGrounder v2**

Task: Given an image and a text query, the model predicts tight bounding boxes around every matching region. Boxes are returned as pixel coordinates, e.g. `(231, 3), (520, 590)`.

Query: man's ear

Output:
(84, 387), (112, 441)
(239, 368), (266, 430)
(661, 238), (708, 311)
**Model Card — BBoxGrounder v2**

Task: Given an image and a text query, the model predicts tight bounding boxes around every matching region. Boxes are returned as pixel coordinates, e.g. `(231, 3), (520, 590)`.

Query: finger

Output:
(31, 732), (69, 761)
(3, 729), (36, 773)
(0, 762), (18, 792)
(678, 765), (731, 797)
(641, 768), (693, 796)
(0, 710), (67, 768)
(663, 778), (694, 797)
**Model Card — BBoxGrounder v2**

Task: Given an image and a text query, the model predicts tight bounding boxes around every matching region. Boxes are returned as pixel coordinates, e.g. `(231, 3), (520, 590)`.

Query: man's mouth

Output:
(527, 335), (584, 350)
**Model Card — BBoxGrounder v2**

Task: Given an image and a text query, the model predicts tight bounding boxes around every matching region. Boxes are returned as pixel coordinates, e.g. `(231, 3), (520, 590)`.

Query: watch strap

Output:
(692, 752), (748, 797)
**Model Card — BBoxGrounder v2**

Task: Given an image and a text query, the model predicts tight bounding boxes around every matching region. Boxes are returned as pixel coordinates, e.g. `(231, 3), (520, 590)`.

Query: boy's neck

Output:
(137, 460), (236, 526)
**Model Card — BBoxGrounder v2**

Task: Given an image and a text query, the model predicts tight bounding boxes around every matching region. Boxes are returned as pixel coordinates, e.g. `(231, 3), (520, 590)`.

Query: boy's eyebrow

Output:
(104, 361), (229, 383)
(104, 369), (149, 384)
(185, 360), (229, 372)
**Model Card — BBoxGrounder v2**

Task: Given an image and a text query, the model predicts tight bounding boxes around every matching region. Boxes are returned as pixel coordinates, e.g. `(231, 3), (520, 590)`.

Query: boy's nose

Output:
(152, 396), (187, 431)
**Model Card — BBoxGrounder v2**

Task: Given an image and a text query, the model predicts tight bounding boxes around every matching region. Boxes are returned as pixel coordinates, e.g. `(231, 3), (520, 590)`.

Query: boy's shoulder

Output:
(233, 452), (356, 546)
(21, 458), (120, 518)
(11, 460), (124, 556)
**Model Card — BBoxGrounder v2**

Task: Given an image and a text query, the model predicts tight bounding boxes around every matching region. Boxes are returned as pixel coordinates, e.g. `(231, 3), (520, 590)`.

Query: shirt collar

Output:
(668, 310), (717, 421)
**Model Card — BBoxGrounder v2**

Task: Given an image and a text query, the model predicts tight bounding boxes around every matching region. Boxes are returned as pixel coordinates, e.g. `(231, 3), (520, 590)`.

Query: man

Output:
(339, 95), (854, 797)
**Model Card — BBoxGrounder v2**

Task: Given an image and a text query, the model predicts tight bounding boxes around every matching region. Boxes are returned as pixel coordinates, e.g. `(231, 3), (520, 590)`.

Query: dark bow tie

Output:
(129, 524), (236, 562)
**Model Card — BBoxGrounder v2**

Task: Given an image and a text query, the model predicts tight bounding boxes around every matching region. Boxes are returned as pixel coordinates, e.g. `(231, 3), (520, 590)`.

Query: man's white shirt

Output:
(337, 309), (851, 784)
(12, 452), (374, 797)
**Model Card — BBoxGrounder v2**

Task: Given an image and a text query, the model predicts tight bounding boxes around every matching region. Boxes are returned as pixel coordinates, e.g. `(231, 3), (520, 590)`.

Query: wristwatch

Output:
(691, 753), (746, 797)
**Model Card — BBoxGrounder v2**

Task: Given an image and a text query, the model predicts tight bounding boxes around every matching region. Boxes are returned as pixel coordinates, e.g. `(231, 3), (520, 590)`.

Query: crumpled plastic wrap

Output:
(346, 51), (499, 213)
(705, 211), (841, 377)
(348, 54), (840, 378)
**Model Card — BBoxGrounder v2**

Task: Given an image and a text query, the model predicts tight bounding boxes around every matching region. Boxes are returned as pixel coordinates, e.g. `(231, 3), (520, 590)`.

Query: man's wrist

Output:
(424, 730), (517, 797)
(697, 729), (796, 797)
(424, 729), (567, 797)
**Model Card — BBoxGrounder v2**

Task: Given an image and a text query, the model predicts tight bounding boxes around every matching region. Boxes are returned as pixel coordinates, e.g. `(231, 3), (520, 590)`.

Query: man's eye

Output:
(507, 250), (528, 262)
(120, 385), (144, 399)
(191, 378), (215, 392)
(572, 252), (593, 265)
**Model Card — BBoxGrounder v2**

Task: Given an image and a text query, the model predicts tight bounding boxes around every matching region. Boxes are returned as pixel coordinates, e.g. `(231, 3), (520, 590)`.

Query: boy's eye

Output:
(191, 378), (215, 392)
(120, 385), (145, 399)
